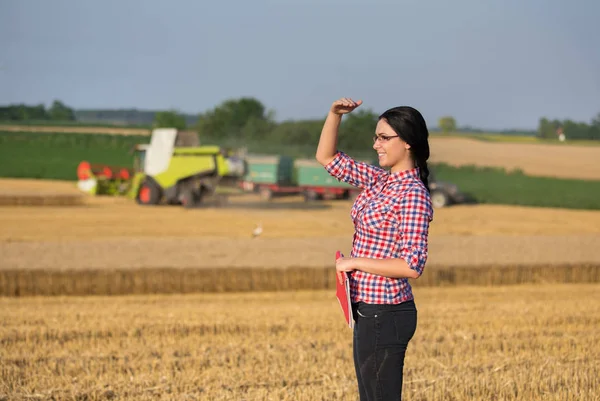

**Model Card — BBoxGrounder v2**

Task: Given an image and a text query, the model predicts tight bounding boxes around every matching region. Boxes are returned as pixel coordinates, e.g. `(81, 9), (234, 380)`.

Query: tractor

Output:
(76, 128), (246, 208)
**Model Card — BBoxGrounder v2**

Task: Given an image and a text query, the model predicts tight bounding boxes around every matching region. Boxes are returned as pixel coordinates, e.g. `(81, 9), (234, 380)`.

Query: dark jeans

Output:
(351, 300), (418, 401)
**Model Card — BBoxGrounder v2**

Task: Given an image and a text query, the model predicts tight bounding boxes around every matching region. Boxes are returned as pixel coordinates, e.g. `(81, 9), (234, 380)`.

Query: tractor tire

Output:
(431, 190), (450, 209)
(214, 194), (229, 208)
(136, 180), (161, 205)
(181, 189), (201, 209)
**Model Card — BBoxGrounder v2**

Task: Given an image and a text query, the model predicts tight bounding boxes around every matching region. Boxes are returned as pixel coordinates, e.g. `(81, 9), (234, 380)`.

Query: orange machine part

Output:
(77, 161), (133, 181)
(118, 168), (131, 180)
(77, 161), (92, 180)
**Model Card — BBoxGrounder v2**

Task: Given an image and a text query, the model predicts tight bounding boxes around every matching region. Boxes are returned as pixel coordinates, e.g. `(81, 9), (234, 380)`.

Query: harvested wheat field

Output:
(3, 178), (600, 241)
(1, 178), (599, 295)
(0, 179), (84, 207)
(429, 137), (600, 180)
(2, 182), (600, 271)
(1, 284), (598, 401)
(2, 194), (600, 295)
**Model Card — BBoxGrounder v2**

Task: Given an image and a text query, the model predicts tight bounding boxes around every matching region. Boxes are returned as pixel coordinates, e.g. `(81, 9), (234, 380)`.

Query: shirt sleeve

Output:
(396, 186), (433, 277)
(323, 151), (386, 190)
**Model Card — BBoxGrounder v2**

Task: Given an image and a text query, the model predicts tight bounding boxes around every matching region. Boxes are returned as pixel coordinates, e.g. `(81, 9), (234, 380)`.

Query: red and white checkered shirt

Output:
(325, 151), (433, 304)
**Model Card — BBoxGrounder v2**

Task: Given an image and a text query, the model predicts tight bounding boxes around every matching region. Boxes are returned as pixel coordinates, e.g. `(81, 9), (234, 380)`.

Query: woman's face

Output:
(372, 118), (411, 171)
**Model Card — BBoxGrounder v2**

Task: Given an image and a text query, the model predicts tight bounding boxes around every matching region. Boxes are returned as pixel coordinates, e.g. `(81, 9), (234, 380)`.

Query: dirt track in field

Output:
(0, 125), (149, 135)
(429, 137), (600, 180)
(1, 179), (600, 270)
(0, 178), (83, 196)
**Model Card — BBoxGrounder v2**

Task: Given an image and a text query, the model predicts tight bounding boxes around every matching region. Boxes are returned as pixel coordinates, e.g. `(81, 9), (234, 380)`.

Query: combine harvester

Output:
(76, 129), (246, 208)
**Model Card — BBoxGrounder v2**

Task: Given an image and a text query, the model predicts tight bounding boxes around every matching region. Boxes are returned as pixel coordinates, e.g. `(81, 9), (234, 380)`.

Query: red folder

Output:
(335, 250), (354, 329)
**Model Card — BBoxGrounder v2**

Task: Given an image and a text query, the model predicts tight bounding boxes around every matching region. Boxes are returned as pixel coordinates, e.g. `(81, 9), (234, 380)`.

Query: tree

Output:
(153, 110), (187, 130)
(438, 116), (456, 133)
(339, 109), (379, 153)
(48, 100), (75, 121)
(196, 97), (273, 140)
(268, 119), (324, 146)
(591, 112), (600, 128)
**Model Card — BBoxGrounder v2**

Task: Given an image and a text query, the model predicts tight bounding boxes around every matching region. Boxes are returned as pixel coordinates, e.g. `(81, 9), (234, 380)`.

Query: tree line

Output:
(537, 114), (600, 140)
(0, 102), (197, 126)
(0, 101), (76, 121)
(2, 99), (599, 143)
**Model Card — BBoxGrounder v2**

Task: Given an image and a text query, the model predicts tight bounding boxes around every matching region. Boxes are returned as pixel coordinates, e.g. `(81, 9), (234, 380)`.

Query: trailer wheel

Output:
(259, 186), (273, 201)
(136, 180), (161, 205)
(303, 190), (319, 202)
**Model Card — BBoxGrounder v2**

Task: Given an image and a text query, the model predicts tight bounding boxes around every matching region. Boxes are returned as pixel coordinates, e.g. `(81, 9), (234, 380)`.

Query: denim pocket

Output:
(355, 302), (384, 318)
(370, 309), (417, 348)
(392, 310), (417, 344)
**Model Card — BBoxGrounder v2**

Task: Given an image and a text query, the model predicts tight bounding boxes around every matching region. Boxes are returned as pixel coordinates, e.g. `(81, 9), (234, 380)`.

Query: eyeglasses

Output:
(372, 135), (399, 143)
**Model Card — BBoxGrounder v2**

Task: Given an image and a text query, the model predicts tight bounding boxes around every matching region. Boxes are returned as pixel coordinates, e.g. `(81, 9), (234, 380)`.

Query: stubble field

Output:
(1, 175), (600, 400)
(2, 178), (600, 274)
(429, 136), (600, 180)
(1, 284), (598, 400)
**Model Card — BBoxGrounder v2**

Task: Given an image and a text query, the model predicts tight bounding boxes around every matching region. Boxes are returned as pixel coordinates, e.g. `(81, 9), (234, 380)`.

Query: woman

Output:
(316, 97), (433, 400)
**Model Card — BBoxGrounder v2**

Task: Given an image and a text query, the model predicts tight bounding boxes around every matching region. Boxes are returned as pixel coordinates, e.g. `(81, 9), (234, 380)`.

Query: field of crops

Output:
(0, 132), (149, 181)
(2, 131), (600, 210)
(2, 284), (598, 400)
(432, 163), (600, 210)
(429, 136), (600, 180)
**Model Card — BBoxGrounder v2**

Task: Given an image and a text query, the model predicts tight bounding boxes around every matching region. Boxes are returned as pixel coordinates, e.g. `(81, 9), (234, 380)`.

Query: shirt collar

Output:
(387, 167), (420, 183)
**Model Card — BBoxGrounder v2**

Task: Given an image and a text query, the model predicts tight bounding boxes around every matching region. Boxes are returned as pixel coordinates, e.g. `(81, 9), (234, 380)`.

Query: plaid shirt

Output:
(325, 151), (433, 304)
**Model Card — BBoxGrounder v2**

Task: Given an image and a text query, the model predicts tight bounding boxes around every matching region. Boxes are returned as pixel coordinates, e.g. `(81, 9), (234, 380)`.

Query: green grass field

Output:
(0, 132), (149, 180)
(432, 163), (600, 210)
(1, 131), (599, 210)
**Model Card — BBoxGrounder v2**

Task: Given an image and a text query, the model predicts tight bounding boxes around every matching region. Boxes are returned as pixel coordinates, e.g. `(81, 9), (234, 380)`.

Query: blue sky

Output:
(1, 0), (599, 130)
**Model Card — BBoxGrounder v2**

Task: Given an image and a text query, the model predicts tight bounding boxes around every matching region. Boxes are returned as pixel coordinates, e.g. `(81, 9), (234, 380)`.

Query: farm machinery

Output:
(239, 154), (468, 207)
(239, 154), (363, 202)
(76, 129), (246, 207)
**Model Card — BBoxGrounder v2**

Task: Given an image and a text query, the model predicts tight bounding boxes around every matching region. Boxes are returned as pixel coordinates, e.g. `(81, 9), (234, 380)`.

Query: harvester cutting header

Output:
(76, 129), (246, 208)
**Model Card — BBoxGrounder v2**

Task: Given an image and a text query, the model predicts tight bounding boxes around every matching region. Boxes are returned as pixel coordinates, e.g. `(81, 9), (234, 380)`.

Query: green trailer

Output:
(293, 158), (361, 201)
(240, 155), (363, 201)
(241, 154), (299, 200)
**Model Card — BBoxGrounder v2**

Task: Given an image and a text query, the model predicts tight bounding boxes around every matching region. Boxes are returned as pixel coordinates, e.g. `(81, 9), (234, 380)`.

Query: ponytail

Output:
(415, 156), (430, 193)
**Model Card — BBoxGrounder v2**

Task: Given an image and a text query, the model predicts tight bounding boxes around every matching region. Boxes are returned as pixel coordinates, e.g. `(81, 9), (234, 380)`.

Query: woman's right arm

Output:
(315, 98), (361, 165)
(316, 98), (385, 189)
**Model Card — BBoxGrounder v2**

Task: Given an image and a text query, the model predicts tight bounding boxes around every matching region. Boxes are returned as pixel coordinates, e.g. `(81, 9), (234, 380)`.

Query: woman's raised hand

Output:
(330, 97), (363, 115)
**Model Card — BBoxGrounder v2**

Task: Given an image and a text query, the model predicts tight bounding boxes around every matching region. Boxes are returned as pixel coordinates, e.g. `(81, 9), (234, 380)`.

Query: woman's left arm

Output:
(339, 257), (420, 279)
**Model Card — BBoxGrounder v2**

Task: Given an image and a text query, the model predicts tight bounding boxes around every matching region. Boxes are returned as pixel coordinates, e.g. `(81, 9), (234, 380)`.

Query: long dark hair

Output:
(378, 106), (431, 192)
